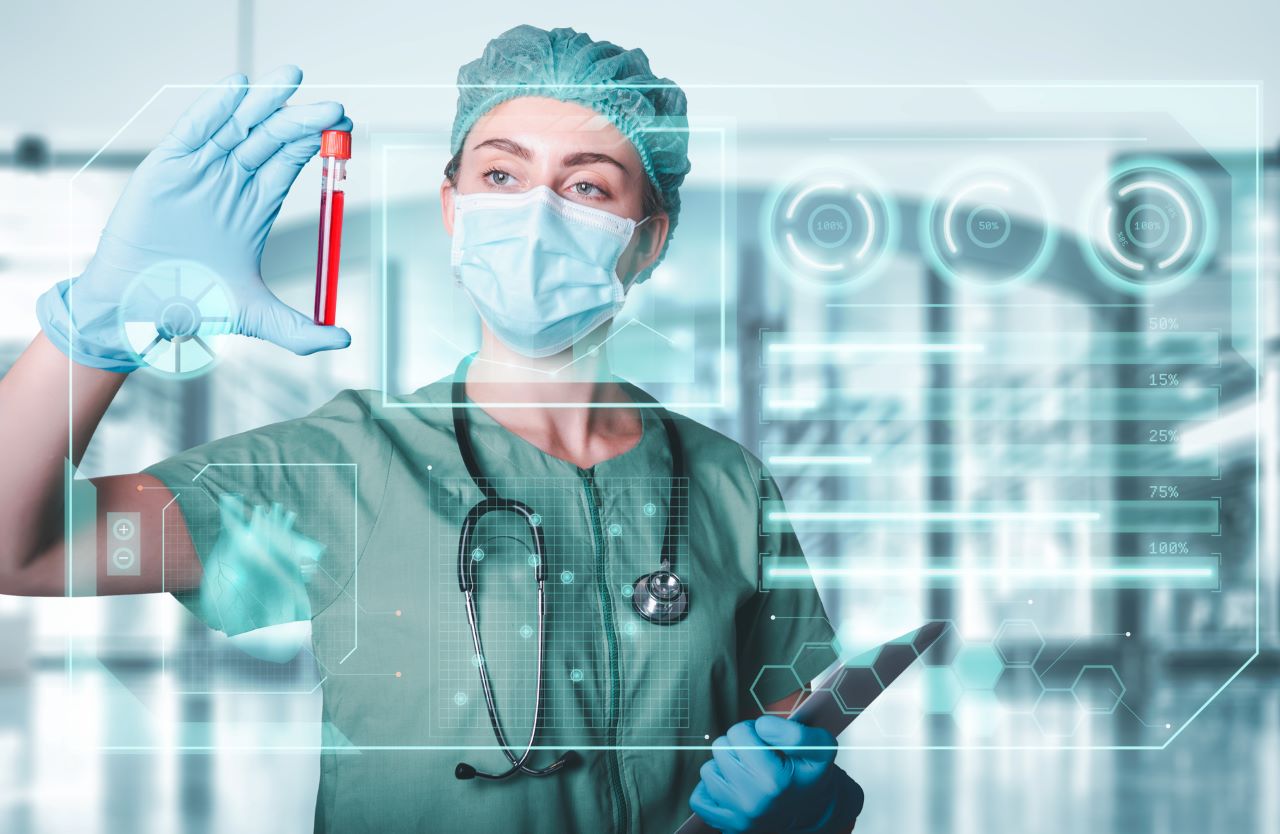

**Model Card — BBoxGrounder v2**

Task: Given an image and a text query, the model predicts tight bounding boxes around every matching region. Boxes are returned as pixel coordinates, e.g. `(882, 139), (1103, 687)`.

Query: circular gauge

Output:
(1080, 159), (1215, 295)
(117, 260), (233, 378)
(764, 166), (897, 293)
(921, 161), (1056, 292)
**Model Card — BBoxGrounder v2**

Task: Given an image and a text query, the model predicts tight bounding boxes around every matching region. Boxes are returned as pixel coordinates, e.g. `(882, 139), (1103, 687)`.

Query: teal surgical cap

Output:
(450, 25), (692, 280)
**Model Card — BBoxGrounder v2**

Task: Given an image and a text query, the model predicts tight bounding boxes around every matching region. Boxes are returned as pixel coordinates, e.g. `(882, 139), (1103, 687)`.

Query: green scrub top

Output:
(144, 373), (836, 834)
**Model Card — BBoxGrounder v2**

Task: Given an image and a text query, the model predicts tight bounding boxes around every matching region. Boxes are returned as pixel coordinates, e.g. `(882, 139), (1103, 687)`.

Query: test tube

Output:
(314, 129), (351, 326)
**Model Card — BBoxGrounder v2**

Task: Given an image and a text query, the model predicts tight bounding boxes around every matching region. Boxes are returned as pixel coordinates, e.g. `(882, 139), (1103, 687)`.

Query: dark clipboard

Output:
(673, 621), (948, 834)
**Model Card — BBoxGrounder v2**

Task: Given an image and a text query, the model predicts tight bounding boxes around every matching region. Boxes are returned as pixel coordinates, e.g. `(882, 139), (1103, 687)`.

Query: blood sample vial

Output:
(314, 129), (350, 326)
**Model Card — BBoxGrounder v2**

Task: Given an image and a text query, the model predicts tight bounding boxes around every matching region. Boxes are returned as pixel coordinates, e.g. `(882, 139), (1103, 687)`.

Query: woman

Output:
(0, 25), (862, 834)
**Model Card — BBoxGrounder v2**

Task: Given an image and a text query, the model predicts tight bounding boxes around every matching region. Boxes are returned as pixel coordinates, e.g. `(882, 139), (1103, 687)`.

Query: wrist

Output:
(36, 231), (196, 373)
(35, 276), (140, 370)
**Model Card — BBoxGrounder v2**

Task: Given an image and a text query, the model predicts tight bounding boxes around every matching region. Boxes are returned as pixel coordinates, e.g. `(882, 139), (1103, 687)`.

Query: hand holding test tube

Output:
(35, 65), (353, 370)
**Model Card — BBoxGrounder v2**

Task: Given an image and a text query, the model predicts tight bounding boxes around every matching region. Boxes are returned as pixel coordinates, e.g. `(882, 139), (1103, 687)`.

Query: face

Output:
(440, 96), (669, 282)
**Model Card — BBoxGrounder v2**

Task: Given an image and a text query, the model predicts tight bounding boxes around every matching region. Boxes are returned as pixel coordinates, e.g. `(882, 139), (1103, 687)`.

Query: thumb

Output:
(239, 293), (351, 355)
(754, 715), (836, 764)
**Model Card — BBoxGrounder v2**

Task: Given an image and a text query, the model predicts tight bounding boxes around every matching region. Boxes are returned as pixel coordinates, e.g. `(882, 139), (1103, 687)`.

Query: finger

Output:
(254, 126), (351, 207)
(725, 720), (778, 775)
(166, 73), (250, 151)
(689, 781), (743, 833)
(711, 733), (755, 784)
(208, 65), (305, 155)
(231, 101), (345, 170)
(269, 113), (354, 166)
(238, 292), (351, 355)
(256, 114), (354, 199)
(710, 734), (742, 766)
(699, 760), (741, 808)
(755, 715), (837, 763)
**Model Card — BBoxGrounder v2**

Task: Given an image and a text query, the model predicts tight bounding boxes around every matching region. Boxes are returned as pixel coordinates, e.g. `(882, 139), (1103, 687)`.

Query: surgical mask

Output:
(450, 185), (650, 358)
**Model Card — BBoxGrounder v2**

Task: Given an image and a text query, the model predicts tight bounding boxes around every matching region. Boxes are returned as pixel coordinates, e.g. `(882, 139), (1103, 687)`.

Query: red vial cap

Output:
(320, 130), (352, 160)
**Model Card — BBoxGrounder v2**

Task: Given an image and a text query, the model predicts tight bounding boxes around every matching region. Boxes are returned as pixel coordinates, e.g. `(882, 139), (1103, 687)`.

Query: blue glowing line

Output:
(765, 399), (819, 411)
(767, 342), (984, 354)
(784, 232), (842, 272)
(766, 566), (1213, 579)
(854, 192), (875, 260)
(766, 455), (872, 466)
(769, 510), (1101, 522)
(785, 182), (841, 219)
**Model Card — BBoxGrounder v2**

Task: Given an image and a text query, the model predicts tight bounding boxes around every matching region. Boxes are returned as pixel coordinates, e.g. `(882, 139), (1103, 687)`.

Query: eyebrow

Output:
(471, 137), (531, 159)
(561, 151), (629, 176)
(471, 137), (629, 176)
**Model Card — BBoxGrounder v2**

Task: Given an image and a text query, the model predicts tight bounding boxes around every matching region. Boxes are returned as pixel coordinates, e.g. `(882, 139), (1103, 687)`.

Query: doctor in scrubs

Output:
(0, 24), (863, 834)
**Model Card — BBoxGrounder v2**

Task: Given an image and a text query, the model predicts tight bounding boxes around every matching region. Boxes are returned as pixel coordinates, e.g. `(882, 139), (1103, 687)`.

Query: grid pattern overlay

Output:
(161, 464), (358, 693)
(433, 476), (690, 732)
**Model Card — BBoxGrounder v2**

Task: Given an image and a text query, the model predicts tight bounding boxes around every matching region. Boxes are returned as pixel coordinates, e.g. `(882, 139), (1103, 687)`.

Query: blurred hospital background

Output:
(3, 2), (1280, 832)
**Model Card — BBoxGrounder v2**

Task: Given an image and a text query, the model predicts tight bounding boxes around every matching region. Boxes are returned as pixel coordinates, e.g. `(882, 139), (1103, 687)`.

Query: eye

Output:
(481, 168), (514, 187)
(570, 180), (609, 199)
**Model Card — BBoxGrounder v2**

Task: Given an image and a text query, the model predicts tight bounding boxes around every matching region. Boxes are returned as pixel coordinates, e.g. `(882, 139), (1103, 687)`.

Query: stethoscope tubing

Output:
(449, 354), (689, 781)
(462, 583), (562, 779)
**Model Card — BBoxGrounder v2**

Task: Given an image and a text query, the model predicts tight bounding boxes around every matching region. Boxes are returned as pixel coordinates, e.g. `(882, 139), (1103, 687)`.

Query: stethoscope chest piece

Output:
(631, 568), (689, 624)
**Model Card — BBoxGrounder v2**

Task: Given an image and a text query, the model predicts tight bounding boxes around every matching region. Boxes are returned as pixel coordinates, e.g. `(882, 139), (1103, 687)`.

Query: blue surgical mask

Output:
(450, 185), (650, 358)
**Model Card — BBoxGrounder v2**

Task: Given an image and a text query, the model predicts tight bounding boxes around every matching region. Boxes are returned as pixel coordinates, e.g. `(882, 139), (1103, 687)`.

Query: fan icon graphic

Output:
(118, 261), (233, 377)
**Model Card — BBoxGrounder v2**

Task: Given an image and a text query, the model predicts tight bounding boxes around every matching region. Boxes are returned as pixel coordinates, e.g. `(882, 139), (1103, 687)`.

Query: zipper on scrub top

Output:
(579, 465), (630, 833)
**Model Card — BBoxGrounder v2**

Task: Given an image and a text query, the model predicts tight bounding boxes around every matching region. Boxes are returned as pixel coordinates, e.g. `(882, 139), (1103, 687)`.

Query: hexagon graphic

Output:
(994, 619), (1045, 666)
(1034, 688), (1085, 738)
(953, 643), (1005, 690)
(872, 643), (919, 689)
(792, 641), (840, 681)
(842, 645), (882, 669)
(832, 665), (884, 714)
(1071, 665), (1126, 714)
(750, 665), (804, 715)
(994, 665), (1045, 713)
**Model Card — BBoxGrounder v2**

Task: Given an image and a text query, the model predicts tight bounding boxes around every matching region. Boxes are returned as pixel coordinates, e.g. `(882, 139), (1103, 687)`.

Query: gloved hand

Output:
(37, 64), (352, 372)
(690, 715), (863, 833)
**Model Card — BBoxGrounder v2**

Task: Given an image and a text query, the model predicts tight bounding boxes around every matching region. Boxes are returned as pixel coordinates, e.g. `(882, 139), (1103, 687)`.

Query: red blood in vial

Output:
(314, 189), (345, 326)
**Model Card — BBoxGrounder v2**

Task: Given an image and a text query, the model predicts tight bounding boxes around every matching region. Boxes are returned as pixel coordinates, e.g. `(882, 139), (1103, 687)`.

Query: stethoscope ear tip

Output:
(455, 762), (478, 780)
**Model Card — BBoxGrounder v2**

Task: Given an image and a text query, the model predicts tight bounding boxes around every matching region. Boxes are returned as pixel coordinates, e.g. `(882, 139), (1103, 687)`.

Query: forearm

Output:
(0, 333), (127, 572)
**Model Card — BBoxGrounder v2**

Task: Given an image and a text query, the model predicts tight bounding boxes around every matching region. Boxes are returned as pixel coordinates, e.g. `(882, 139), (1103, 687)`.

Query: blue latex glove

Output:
(37, 65), (352, 372)
(690, 715), (863, 833)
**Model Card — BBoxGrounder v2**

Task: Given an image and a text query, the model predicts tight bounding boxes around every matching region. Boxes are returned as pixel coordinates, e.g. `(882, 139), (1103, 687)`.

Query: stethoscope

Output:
(449, 356), (690, 782)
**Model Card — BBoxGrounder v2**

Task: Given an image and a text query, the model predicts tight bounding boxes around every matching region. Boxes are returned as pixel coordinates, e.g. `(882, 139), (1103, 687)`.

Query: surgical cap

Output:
(450, 25), (692, 280)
